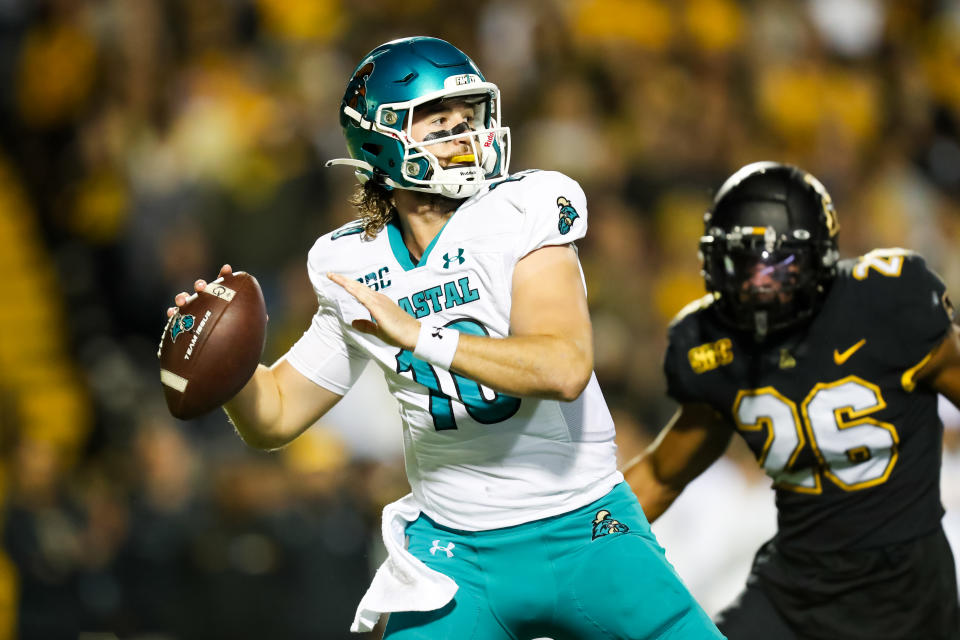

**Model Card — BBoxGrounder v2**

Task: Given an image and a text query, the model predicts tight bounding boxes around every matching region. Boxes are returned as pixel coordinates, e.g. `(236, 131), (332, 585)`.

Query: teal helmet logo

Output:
(345, 61), (375, 115)
(326, 37), (511, 199)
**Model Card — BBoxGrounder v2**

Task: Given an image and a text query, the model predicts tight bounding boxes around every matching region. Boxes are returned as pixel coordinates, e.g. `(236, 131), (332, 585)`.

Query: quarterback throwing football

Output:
(169, 37), (721, 639)
(625, 162), (960, 640)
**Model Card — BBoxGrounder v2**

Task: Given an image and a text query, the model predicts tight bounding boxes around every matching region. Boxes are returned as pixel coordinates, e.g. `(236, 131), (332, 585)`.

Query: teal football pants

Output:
(383, 482), (725, 640)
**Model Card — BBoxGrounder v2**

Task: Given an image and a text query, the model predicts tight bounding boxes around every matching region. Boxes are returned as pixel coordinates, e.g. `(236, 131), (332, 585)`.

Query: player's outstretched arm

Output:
(169, 265), (344, 450)
(223, 359), (343, 450)
(917, 323), (960, 408)
(329, 244), (593, 401)
(622, 403), (732, 523)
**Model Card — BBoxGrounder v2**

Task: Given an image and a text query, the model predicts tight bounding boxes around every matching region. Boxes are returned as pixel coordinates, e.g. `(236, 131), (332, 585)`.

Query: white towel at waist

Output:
(351, 493), (459, 633)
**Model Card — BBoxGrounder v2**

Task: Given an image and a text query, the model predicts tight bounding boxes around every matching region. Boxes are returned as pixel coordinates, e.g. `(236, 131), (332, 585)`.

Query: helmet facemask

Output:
(702, 226), (824, 340)
(387, 88), (510, 198)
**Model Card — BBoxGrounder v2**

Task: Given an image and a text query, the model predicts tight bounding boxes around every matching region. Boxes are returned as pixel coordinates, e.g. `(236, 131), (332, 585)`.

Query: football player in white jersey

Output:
(168, 37), (722, 639)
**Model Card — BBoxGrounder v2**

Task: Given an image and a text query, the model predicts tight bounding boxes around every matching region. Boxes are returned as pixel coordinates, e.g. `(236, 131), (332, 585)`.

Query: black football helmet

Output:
(700, 162), (840, 339)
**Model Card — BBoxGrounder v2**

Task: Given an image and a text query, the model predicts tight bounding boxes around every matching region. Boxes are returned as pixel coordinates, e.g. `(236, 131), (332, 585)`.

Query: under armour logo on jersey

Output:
(556, 196), (580, 235)
(591, 510), (629, 540)
(430, 540), (455, 557)
(170, 313), (195, 343)
(443, 249), (465, 268)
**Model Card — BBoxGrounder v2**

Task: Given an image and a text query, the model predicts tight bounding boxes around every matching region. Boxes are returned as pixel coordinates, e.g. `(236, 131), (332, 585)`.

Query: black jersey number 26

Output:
(733, 376), (899, 494)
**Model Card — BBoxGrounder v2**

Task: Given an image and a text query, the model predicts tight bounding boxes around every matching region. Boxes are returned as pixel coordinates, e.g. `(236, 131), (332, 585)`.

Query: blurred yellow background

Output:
(0, 0), (959, 638)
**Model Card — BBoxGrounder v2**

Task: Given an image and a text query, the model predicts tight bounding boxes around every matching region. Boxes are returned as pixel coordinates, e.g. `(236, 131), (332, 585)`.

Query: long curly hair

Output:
(351, 181), (463, 238)
(351, 181), (396, 239)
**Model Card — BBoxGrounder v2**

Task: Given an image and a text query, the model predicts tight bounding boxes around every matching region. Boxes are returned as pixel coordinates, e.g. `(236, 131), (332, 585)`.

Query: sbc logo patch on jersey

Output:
(556, 196), (580, 235)
(688, 338), (733, 374)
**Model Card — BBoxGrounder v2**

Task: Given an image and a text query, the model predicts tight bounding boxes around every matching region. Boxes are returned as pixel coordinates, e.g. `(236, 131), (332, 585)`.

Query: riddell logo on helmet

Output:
(445, 74), (482, 89)
(484, 132), (495, 147)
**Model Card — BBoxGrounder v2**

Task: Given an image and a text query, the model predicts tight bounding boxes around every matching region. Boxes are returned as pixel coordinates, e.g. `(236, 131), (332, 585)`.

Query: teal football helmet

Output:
(326, 37), (511, 199)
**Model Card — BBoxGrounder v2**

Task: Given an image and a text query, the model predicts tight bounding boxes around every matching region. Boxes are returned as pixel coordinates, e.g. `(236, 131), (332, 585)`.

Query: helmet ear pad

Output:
(701, 162), (839, 339)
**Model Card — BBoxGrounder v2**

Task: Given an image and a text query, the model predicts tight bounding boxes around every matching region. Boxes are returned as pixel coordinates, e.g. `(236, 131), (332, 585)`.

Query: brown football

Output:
(157, 271), (267, 420)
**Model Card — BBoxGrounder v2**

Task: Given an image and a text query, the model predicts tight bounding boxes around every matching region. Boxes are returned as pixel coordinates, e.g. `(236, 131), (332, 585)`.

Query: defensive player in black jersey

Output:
(624, 161), (960, 640)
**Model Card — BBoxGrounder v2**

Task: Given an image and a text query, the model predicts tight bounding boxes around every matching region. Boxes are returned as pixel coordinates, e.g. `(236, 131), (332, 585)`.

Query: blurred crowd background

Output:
(0, 0), (959, 638)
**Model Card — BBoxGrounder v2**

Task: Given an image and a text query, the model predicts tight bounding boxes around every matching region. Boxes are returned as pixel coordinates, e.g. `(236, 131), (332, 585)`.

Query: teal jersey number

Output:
(396, 319), (522, 430)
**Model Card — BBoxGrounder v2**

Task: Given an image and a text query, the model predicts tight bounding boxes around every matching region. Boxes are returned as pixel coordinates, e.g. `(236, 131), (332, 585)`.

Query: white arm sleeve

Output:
(285, 297), (370, 395)
(514, 171), (589, 260)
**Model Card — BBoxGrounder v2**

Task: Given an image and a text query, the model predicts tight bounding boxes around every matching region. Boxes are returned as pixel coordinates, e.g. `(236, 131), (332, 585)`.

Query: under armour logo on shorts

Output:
(430, 540), (456, 557)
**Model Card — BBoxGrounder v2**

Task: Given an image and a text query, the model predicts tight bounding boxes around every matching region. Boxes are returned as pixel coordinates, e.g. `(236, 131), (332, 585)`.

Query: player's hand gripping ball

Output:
(157, 271), (267, 419)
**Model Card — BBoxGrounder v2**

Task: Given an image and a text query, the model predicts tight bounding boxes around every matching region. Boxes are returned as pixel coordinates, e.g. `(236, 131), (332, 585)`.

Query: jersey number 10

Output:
(396, 319), (522, 430)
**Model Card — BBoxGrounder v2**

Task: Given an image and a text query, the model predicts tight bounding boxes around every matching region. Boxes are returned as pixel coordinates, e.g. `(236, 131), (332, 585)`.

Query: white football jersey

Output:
(285, 170), (622, 530)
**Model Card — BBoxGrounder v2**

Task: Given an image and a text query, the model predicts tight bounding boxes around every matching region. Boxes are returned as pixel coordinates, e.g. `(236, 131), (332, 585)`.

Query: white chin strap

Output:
(430, 165), (485, 198)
